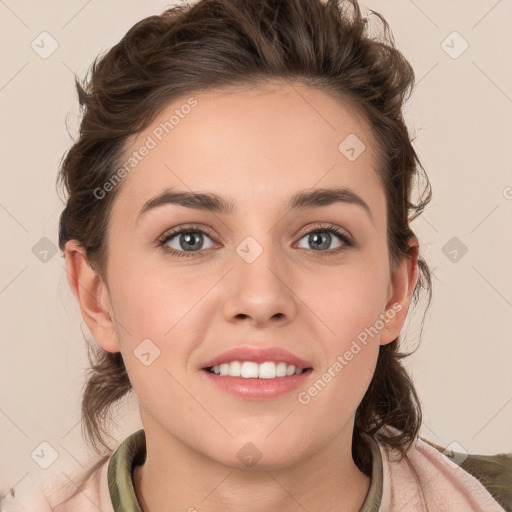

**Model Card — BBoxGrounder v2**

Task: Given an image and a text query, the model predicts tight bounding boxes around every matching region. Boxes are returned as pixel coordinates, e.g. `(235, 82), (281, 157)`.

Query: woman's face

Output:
(89, 81), (414, 468)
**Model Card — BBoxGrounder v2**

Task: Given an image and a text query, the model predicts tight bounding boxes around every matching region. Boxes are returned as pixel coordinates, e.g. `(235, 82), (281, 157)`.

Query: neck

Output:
(132, 422), (371, 512)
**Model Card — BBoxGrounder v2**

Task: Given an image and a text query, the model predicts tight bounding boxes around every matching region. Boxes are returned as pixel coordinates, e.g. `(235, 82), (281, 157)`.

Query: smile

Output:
(206, 361), (308, 378)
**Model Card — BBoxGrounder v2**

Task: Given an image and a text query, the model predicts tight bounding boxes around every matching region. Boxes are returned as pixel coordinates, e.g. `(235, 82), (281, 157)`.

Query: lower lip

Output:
(202, 369), (313, 400)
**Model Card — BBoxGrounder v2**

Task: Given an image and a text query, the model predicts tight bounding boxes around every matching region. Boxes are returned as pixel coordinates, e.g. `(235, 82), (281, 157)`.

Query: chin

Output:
(207, 436), (312, 471)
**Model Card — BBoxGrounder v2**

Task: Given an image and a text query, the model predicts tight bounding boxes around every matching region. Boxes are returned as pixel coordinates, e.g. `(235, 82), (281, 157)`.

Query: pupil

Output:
(181, 233), (202, 251)
(311, 232), (330, 250)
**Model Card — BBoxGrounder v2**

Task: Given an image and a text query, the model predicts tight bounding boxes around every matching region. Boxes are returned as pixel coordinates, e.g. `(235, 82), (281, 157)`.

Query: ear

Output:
(379, 236), (420, 346)
(64, 240), (121, 353)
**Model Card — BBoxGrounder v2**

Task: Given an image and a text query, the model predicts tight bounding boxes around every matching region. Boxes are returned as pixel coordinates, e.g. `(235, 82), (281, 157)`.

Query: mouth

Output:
(200, 346), (314, 399)
(204, 361), (313, 379)
(201, 360), (313, 400)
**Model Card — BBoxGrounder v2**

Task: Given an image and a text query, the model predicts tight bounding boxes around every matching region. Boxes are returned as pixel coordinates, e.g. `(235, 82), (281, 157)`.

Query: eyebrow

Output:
(136, 186), (373, 223)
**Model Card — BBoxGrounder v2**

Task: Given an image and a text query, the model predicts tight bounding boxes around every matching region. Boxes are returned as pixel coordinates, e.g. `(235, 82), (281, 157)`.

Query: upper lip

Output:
(201, 346), (313, 370)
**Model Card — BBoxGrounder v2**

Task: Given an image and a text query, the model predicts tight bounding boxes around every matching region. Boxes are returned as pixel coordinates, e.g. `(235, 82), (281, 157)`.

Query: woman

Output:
(5, 0), (510, 510)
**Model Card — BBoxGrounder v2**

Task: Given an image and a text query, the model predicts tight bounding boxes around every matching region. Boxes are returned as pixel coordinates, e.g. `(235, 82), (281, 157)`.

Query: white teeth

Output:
(276, 362), (287, 377)
(258, 361), (276, 379)
(241, 361), (259, 378)
(209, 361), (306, 379)
(228, 361), (241, 376)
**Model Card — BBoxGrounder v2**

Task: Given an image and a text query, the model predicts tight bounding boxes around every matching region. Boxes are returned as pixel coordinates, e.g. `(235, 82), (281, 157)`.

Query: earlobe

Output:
(379, 238), (420, 346)
(64, 240), (121, 353)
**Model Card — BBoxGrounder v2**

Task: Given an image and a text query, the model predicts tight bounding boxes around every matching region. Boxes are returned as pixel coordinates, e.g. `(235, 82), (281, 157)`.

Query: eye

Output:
(158, 225), (216, 257)
(157, 222), (353, 258)
(296, 223), (352, 254)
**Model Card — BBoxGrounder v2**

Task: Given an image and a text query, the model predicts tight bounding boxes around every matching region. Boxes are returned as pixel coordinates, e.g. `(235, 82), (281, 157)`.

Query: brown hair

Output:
(57, 0), (433, 492)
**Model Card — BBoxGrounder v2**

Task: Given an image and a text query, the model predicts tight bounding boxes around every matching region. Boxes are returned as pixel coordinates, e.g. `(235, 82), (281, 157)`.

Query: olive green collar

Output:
(107, 429), (383, 511)
(108, 429), (146, 512)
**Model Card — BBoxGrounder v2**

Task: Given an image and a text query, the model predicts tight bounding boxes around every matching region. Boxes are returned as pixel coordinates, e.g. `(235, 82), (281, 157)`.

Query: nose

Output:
(221, 243), (298, 328)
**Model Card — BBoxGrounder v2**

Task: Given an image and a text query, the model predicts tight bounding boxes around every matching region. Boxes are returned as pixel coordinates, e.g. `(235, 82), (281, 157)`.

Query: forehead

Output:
(111, 81), (384, 220)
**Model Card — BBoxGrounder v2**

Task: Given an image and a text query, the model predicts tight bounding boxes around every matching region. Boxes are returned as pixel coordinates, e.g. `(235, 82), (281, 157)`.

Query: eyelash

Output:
(157, 223), (353, 258)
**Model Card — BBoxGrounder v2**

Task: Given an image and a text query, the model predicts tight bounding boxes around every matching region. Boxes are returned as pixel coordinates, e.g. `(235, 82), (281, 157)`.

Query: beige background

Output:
(1, 0), (511, 502)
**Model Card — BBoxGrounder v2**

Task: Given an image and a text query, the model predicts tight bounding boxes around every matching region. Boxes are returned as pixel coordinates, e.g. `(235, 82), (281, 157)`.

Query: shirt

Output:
(3, 428), (511, 511)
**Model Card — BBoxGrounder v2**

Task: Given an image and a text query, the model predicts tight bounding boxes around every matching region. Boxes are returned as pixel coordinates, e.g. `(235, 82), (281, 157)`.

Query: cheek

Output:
(297, 318), (380, 420)
(301, 261), (390, 340)
(306, 349), (378, 427)
(107, 261), (214, 343)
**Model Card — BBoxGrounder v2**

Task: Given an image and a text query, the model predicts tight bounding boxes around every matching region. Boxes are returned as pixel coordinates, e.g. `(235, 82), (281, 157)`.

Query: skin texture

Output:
(65, 81), (419, 512)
